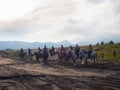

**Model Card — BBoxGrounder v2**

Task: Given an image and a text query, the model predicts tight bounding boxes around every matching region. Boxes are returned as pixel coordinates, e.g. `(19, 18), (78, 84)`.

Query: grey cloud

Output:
(67, 19), (79, 25)
(57, 17), (120, 43)
(114, 3), (120, 14)
(29, 0), (75, 19)
(111, 0), (120, 3)
(0, 27), (33, 37)
(110, 0), (120, 14)
(87, 0), (105, 4)
(94, 32), (120, 43)
(0, 0), (119, 43)
(59, 19), (97, 36)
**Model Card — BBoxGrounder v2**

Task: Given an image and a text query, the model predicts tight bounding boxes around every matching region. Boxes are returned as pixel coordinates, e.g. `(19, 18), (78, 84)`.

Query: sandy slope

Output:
(0, 57), (120, 90)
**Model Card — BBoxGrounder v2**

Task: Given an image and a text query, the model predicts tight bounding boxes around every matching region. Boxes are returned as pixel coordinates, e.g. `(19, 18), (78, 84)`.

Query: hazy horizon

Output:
(0, 0), (120, 43)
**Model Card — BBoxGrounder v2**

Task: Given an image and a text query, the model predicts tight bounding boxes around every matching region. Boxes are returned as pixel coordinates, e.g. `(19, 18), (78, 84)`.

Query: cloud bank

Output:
(0, 0), (120, 43)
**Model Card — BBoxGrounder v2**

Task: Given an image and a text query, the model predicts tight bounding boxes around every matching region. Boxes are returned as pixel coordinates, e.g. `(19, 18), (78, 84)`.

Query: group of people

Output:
(20, 44), (95, 65)
(58, 44), (95, 65)
(20, 45), (50, 64)
(59, 44), (93, 58)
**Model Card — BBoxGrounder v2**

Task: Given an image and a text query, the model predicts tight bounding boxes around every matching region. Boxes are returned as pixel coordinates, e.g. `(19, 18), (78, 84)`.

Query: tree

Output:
(101, 41), (104, 45)
(108, 40), (114, 44)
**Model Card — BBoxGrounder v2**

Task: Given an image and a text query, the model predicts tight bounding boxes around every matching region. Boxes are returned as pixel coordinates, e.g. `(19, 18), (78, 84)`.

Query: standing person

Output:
(38, 47), (42, 55)
(52, 46), (55, 56)
(20, 48), (24, 60)
(87, 44), (93, 58)
(21, 48), (24, 52)
(68, 46), (77, 67)
(68, 46), (73, 58)
(36, 47), (42, 62)
(60, 45), (66, 56)
(59, 45), (66, 63)
(43, 45), (49, 65)
(28, 48), (32, 60)
(49, 49), (52, 57)
(74, 44), (80, 59)
(49, 46), (55, 57)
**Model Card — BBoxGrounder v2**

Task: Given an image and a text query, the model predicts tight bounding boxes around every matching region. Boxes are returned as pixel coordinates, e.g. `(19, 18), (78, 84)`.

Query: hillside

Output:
(1, 42), (120, 63)
(80, 43), (120, 62)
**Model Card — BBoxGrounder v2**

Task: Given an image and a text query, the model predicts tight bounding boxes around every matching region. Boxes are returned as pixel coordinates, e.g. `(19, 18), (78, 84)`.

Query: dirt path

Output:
(0, 57), (120, 90)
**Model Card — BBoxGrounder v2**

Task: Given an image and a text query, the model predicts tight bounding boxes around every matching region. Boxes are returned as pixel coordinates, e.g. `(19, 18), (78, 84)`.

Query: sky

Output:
(0, 0), (120, 43)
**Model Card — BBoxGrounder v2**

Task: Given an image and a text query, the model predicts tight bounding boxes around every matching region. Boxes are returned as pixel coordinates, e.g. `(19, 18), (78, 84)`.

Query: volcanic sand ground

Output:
(0, 57), (120, 90)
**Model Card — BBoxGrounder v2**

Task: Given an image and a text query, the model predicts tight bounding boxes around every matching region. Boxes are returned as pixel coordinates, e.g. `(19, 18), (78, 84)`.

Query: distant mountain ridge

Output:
(0, 40), (119, 50)
(0, 40), (72, 50)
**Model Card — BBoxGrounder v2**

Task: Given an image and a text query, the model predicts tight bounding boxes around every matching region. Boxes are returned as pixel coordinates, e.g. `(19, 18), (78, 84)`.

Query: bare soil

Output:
(0, 57), (120, 90)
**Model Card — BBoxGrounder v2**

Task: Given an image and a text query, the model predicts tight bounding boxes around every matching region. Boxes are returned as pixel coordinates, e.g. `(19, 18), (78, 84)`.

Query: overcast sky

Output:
(0, 0), (120, 43)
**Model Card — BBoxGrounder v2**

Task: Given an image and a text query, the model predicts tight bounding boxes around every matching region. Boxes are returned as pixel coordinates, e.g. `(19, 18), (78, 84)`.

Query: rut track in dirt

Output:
(0, 57), (120, 90)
